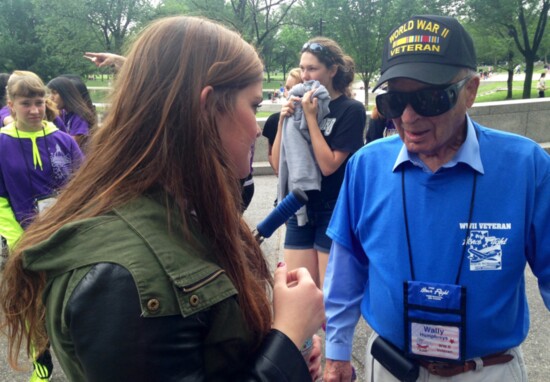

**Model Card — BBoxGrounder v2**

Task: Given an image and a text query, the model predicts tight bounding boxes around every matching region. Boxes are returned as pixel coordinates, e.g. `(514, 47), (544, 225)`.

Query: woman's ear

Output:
(7, 100), (14, 116)
(200, 86), (214, 111)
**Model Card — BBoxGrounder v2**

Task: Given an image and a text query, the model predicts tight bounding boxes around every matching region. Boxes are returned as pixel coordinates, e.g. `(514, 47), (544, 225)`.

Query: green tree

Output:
(0, 0), (43, 73)
(180, 0), (299, 78)
(465, 0), (550, 98)
(36, 0), (157, 54)
(272, 25), (306, 76)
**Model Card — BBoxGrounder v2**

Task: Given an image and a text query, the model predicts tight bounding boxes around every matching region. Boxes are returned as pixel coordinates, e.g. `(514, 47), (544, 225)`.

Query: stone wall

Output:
(253, 98), (550, 175)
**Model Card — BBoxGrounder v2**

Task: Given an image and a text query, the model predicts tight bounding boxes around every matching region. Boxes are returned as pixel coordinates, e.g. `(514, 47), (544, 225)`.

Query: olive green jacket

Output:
(24, 194), (309, 381)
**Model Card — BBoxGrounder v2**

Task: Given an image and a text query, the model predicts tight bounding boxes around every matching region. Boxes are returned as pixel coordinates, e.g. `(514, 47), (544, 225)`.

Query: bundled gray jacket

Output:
(278, 80), (330, 225)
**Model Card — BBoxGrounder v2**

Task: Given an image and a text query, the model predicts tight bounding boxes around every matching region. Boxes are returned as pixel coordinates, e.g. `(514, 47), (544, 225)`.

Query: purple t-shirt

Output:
(62, 110), (90, 137)
(0, 106), (10, 124)
(0, 122), (83, 227)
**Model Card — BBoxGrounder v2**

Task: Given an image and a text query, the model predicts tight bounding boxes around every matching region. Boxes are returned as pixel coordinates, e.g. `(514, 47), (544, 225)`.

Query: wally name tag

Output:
(36, 196), (58, 215)
(404, 281), (466, 362)
(410, 322), (460, 359)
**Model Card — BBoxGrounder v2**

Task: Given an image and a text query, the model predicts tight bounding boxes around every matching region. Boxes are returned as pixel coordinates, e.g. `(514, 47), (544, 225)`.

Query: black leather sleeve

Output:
(66, 263), (311, 382)
(66, 263), (207, 382)
(238, 330), (311, 382)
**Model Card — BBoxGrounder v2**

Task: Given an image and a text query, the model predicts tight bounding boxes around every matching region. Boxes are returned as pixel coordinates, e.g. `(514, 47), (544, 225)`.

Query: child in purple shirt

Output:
(0, 73), (82, 249)
(48, 76), (96, 149)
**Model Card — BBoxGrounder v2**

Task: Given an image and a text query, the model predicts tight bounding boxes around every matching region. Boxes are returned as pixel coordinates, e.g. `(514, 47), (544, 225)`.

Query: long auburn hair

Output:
(1, 16), (272, 367)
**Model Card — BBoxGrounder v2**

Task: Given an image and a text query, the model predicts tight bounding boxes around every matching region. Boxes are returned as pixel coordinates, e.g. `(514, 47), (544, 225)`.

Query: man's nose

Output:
(400, 103), (420, 123)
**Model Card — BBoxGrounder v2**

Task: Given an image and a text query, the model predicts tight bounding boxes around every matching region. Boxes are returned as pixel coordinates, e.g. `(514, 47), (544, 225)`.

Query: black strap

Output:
(401, 166), (477, 283)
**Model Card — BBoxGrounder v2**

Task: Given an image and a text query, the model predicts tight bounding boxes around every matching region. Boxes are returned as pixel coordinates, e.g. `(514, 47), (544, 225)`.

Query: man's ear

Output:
(200, 86), (214, 111)
(465, 76), (480, 108)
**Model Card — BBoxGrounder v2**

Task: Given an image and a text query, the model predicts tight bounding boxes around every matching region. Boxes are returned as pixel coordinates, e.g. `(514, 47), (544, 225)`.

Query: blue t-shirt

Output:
(326, 119), (550, 359)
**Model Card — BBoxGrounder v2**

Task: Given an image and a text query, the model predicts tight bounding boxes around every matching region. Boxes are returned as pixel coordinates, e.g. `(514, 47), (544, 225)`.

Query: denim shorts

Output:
(284, 201), (335, 253)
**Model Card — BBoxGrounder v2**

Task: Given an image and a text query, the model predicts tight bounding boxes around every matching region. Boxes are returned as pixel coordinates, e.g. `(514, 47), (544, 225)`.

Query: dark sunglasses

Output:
(301, 42), (332, 60)
(376, 76), (472, 119)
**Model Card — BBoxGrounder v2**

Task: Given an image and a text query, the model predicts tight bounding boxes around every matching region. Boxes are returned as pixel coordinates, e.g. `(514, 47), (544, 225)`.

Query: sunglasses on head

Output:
(376, 76), (472, 119)
(301, 42), (332, 60)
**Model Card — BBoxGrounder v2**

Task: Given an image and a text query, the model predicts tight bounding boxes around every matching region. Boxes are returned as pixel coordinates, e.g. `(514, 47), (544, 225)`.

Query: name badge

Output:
(35, 195), (58, 216)
(404, 281), (467, 362)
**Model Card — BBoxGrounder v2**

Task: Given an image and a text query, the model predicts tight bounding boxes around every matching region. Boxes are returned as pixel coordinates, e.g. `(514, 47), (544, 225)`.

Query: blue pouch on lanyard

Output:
(404, 281), (466, 363)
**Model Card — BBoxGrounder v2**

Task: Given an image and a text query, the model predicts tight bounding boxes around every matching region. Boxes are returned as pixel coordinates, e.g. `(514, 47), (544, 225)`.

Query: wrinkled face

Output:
(49, 90), (64, 110)
(389, 76), (478, 160)
(216, 81), (263, 178)
(9, 96), (46, 131)
(299, 52), (336, 88)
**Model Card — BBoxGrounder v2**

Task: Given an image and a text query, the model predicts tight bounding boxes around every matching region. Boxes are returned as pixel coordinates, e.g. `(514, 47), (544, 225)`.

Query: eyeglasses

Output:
(301, 42), (332, 61)
(376, 76), (472, 119)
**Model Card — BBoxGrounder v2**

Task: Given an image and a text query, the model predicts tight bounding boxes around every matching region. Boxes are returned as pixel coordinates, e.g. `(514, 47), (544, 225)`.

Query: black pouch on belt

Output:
(371, 336), (419, 382)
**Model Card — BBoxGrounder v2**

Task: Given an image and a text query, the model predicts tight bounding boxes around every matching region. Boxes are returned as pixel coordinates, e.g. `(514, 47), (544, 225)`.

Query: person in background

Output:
(323, 15), (550, 381)
(537, 72), (546, 98)
(0, 71), (83, 382)
(272, 37), (366, 292)
(262, 68), (302, 174)
(365, 105), (386, 143)
(59, 74), (96, 117)
(47, 76), (97, 149)
(1, 16), (324, 381)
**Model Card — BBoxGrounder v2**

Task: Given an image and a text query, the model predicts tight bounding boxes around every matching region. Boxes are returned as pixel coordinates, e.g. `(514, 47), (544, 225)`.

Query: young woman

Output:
(272, 37), (366, 289)
(0, 72), (83, 381)
(1, 16), (323, 381)
(47, 76), (96, 149)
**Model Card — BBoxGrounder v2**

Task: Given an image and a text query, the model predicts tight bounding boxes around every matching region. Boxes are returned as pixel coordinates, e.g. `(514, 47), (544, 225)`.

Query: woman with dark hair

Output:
(1, 16), (323, 381)
(59, 74), (96, 116)
(47, 76), (96, 148)
(272, 37), (366, 290)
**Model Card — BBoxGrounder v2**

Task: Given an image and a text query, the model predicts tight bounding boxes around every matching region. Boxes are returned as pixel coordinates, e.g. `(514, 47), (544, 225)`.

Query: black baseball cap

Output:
(373, 15), (477, 90)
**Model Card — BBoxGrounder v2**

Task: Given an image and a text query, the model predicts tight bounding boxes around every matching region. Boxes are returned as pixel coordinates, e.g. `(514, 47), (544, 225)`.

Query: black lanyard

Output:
(401, 166), (477, 284)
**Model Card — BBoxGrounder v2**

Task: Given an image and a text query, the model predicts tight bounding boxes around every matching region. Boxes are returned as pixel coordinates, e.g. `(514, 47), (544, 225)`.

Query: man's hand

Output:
(323, 359), (354, 382)
(305, 335), (322, 381)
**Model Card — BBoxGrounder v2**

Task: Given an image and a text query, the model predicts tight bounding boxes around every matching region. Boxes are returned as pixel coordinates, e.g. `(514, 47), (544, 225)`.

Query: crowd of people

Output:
(0, 12), (548, 382)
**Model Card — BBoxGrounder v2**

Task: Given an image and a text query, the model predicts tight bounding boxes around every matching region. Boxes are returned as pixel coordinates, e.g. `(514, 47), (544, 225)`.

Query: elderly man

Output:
(323, 15), (550, 382)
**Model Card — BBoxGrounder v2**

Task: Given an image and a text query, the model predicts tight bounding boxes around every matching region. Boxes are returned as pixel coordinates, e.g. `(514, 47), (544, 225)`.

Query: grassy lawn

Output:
(475, 81), (540, 102)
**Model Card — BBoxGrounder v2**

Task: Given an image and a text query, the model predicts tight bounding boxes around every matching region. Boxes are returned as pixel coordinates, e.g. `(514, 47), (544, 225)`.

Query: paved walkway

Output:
(1, 174), (548, 381)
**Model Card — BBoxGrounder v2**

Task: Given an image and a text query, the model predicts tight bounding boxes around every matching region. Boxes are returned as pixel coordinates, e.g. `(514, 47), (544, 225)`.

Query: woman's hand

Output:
(271, 263), (324, 349)
(280, 97), (299, 120)
(301, 89), (319, 119)
(84, 52), (126, 70)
